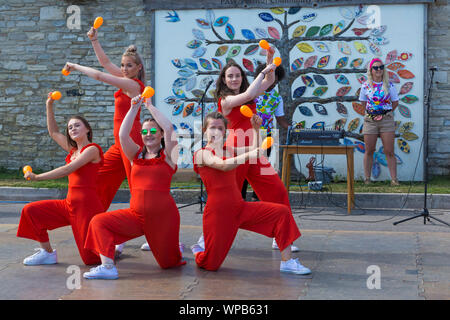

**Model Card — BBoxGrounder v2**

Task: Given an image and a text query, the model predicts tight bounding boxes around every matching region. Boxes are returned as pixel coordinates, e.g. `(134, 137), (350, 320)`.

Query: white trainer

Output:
(190, 244), (205, 255)
(23, 248), (57, 266)
(272, 239), (300, 252)
(83, 264), (119, 280)
(141, 242), (185, 254)
(115, 243), (125, 257)
(280, 258), (311, 275)
(197, 235), (205, 250)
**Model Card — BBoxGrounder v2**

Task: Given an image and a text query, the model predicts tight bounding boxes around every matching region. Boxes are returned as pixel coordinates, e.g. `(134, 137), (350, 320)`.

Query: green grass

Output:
(1, 167), (449, 194)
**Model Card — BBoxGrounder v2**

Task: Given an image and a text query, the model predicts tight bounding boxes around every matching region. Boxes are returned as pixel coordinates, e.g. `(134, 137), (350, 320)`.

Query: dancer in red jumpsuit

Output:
(83, 95), (185, 280)
(191, 112), (310, 274)
(64, 29), (147, 255)
(17, 93), (104, 266)
(215, 53), (299, 252)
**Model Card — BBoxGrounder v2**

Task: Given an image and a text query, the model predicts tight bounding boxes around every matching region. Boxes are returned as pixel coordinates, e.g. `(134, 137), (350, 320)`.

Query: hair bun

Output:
(126, 45), (138, 53)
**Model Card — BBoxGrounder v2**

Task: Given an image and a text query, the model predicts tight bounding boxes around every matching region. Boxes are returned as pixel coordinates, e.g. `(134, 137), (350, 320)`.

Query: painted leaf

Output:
(387, 62), (405, 71)
(397, 69), (415, 79)
(241, 29), (256, 40)
(293, 25), (306, 37)
(313, 86), (328, 97)
(336, 86), (352, 96)
(317, 55), (330, 68)
(301, 75), (315, 87)
(400, 95), (418, 104)
(214, 16), (229, 27)
(196, 18), (210, 29)
(319, 24), (333, 36)
(313, 74), (327, 86)
(397, 138), (410, 153)
(304, 55), (318, 68)
(385, 50), (398, 64)
(352, 102), (365, 116)
(398, 104), (411, 118)
(291, 58), (304, 71)
(336, 57), (349, 69)
(293, 86), (307, 98)
(268, 26), (280, 39)
(298, 106), (313, 116)
(305, 26), (320, 37)
(199, 58), (212, 70)
(402, 132), (419, 141)
(242, 58), (254, 72)
(399, 82), (413, 95)
(227, 45), (241, 58)
(314, 104), (328, 115)
(215, 45), (228, 57)
(258, 12), (274, 22)
(225, 23), (235, 40)
(270, 7), (285, 14)
(244, 44), (259, 55)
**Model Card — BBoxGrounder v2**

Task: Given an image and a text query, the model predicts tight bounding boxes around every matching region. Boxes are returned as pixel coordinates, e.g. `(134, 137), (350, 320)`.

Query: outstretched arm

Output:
(87, 27), (123, 77)
(45, 93), (71, 152)
(195, 147), (261, 172)
(220, 63), (277, 116)
(24, 146), (100, 181)
(63, 62), (141, 97)
(144, 99), (178, 168)
(118, 96), (142, 162)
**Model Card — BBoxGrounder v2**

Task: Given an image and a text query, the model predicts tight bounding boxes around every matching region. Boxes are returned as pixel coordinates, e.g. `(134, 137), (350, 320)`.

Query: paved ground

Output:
(0, 200), (449, 301)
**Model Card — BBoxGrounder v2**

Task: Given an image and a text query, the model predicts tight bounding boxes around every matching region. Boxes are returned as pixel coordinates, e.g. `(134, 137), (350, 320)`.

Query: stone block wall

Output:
(0, 1), (449, 178)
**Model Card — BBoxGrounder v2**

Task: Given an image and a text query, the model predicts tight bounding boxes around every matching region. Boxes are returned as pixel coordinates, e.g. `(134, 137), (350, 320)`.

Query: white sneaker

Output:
(190, 243), (205, 255)
(272, 239), (300, 252)
(23, 248), (57, 266)
(115, 243), (125, 257)
(141, 242), (185, 254)
(197, 235), (205, 250)
(280, 258), (311, 275)
(83, 264), (119, 280)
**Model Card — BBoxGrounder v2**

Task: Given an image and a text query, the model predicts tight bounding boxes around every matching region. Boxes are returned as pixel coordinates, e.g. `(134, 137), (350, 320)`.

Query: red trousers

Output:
(236, 157), (292, 213)
(96, 143), (132, 211)
(17, 194), (102, 265)
(195, 200), (300, 271)
(85, 190), (185, 269)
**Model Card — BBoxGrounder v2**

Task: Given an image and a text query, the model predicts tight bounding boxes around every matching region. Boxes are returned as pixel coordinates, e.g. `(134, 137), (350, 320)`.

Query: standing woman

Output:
(83, 95), (185, 280)
(215, 51), (299, 252)
(191, 112), (310, 275)
(17, 93), (104, 266)
(64, 27), (146, 212)
(359, 58), (399, 186)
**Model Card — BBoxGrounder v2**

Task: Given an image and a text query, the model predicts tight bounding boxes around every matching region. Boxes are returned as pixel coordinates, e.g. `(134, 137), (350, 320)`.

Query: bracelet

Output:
(91, 39), (98, 42)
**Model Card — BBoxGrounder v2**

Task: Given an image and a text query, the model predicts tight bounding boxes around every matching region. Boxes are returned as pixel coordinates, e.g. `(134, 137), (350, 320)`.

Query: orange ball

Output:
(23, 165), (32, 174)
(51, 91), (62, 100)
(273, 57), (282, 67)
(259, 40), (270, 50)
(61, 68), (70, 76)
(261, 137), (274, 150)
(240, 105), (253, 118)
(142, 86), (155, 98)
(93, 16), (103, 29)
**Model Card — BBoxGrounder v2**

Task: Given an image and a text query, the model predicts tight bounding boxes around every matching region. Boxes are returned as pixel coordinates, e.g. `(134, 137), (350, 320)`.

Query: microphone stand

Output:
(393, 68), (449, 227)
(177, 80), (214, 213)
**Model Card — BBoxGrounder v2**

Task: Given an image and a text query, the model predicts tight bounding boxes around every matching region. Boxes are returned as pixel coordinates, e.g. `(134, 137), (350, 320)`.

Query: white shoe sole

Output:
(83, 273), (118, 280)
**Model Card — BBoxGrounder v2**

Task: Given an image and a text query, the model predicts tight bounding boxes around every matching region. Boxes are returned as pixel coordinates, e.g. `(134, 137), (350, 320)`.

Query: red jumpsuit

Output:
(96, 78), (145, 211)
(193, 147), (300, 271)
(85, 149), (185, 269)
(17, 143), (104, 265)
(218, 99), (292, 213)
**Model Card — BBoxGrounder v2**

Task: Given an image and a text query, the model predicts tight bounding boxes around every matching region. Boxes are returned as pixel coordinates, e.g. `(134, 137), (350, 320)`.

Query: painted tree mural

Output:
(162, 5), (421, 179)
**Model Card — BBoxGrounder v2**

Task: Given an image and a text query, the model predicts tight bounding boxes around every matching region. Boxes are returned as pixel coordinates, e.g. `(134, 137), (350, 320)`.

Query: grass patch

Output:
(1, 167), (449, 194)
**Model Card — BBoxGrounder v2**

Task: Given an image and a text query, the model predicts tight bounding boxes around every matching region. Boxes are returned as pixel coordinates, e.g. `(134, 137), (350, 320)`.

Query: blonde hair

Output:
(123, 45), (145, 83)
(366, 59), (390, 95)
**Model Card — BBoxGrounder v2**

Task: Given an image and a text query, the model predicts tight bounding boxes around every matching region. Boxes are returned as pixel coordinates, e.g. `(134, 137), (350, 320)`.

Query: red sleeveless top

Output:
(65, 143), (104, 189)
(113, 78), (145, 143)
(218, 97), (256, 148)
(130, 148), (177, 193)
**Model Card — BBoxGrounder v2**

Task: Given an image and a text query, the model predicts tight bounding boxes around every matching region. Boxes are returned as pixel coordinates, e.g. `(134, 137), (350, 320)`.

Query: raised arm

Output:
(118, 96), (142, 162)
(87, 27), (122, 77)
(63, 62), (141, 97)
(220, 63), (277, 115)
(24, 146), (100, 181)
(46, 93), (71, 152)
(144, 99), (178, 167)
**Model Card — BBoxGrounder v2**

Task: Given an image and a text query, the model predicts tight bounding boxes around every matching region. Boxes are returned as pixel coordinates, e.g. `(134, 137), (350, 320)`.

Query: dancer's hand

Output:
(87, 27), (98, 41)
(261, 63), (277, 76)
(63, 62), (77, 73)
(248, 147), (262, 160)
(24, 171), (37, 181)
(131, 95), (144, 108)
(46, 92), (55, 105)
(250, 114), (262, 130)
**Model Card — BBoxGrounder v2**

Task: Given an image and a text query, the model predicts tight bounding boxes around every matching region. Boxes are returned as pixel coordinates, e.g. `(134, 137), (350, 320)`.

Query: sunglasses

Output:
(141, 128), (157, 135)
(372, 65), (385, 71)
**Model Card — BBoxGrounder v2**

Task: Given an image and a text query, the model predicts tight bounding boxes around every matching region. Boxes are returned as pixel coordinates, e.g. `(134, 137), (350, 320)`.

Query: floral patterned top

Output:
(255, 88), (285, 133)
(359, 81), (399, 115)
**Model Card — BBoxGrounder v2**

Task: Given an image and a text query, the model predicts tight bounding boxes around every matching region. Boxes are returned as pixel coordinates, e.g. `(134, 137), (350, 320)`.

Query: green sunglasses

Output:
(141, 128), (158, 135)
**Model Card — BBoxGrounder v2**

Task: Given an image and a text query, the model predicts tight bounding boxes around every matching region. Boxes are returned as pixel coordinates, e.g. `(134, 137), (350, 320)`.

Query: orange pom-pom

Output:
(51, 91), (62, 100)
(23, 165), (32, 174)
(261, 137), (274, 150)
(61, 68), (70, 76)
(142, 86), (155, 98)
(259, 40), (270, 50)
(240, 105), (253, 118)
(273, 57), (282, 67)
(93, 17), (103, 29)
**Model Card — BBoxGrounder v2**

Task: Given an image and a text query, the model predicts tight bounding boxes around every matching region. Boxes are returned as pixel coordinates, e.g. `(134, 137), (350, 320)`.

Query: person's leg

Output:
(379, 131), (398, 184)
(363, 134), (378, 182)
(17, 200), (70, 265)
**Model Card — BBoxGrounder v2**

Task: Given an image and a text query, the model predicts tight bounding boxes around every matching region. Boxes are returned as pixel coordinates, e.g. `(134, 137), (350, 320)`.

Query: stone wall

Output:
(0, 0), (152, 171)
(0, 1), (449, 177)
(427, 0), (450, 176)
